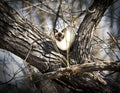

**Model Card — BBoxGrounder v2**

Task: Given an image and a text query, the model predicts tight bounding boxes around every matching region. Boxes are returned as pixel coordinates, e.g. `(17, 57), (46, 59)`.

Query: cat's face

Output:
(53, 28), (66, 41)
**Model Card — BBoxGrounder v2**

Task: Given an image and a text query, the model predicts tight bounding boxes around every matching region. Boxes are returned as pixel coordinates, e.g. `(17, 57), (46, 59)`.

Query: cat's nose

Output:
(55, 32), (64, 41)
(58, 33), (62, 37)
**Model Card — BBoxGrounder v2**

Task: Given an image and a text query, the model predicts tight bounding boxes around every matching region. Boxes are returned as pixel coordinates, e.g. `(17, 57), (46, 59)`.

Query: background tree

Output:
(0, 0), (120, 93)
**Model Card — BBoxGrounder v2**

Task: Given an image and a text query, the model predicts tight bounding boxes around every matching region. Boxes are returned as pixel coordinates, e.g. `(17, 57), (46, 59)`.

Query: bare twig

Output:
(53, 0), (62, 29)
(107, 32), (120, 51)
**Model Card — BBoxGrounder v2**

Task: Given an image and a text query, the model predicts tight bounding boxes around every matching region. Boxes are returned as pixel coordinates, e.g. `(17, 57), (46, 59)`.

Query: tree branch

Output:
(0, 0), (65, 72)
(33, 61), (120, 80)
(75, 0), (114, 62)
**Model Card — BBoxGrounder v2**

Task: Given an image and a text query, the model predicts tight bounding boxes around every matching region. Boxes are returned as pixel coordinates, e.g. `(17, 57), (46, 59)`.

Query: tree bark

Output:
(0, 0), (66, 72)
(74, 0), (115, 63)
(0, 0), (119, 93)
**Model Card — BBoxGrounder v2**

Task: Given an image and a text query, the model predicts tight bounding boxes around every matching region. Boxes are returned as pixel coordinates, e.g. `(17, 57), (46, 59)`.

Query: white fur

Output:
(55, 27), (75, 51)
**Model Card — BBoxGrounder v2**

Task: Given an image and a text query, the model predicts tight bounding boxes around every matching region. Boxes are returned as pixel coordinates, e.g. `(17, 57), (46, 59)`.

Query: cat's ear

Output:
(53, 29), (58, 33)
(61, 28), (67, 33)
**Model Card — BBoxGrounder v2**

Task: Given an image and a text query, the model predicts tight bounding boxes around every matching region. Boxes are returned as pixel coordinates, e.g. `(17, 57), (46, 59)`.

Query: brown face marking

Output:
(53, 29), (58, 34)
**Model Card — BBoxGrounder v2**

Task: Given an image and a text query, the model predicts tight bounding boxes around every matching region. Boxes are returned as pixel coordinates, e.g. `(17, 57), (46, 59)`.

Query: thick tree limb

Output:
(33, 61), (120, 80)
(32, 60), (120, 93)
(0, 0), (66, 72)
(75, 0), (114, 63)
